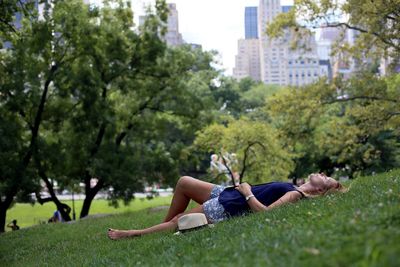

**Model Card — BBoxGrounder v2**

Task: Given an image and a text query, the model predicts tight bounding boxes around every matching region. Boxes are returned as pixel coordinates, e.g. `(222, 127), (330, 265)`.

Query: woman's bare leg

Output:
(163, 176), (215, 222)
(108, 205), (205, 240)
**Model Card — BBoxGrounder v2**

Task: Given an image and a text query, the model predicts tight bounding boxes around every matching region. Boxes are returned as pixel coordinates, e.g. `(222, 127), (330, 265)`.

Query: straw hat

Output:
(176, 213), (211, 234)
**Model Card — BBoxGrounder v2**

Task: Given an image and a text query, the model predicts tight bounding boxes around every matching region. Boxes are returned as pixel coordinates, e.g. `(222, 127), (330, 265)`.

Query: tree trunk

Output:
(79, 191), (96, 219)
(36, 192), (72, 222)
(0, 205), (7, 233)
(35, 157), (72, 221)
(0, 194), (15, 233)
(80, 175), (104, 218)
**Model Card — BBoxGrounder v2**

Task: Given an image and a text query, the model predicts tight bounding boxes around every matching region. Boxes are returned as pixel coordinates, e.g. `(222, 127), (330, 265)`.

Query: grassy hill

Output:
(0, 170), (399, 266)
(6, 196), (173, 228)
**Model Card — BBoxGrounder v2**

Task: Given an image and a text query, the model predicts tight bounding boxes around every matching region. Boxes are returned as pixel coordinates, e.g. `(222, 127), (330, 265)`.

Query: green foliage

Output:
(267, 0), (400, 71)
(264, 74), (400, 177)
(47, 1), (219, 214)
(209, 77), (281, 120)
(193, 118), (294, 183)
(0, 0), (220, 228)
(0, 0), (37, 40)
(0, 0), (59, 224)
(1, 170), (399, 266)
(241, 83), (280, 112)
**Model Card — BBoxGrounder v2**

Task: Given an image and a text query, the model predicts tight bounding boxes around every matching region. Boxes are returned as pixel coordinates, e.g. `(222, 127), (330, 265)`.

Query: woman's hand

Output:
(235, 182), (252, 197)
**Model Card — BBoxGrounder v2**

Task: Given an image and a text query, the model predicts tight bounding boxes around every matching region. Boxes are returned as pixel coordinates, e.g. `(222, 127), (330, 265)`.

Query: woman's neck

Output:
(298, 182), (317, 195)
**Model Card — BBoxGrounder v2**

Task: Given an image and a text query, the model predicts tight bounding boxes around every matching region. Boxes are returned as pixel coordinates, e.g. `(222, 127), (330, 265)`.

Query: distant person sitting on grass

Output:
(48, 210), (63, 223)
(48, 205), (71, 223)
(7, 219), (20, 231)
(108, 173), (346, 240)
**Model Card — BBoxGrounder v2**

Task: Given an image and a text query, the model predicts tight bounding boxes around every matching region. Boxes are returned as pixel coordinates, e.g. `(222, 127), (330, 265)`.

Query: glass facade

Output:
(281, 5), (292, 13)
(245, 7), (258, 39)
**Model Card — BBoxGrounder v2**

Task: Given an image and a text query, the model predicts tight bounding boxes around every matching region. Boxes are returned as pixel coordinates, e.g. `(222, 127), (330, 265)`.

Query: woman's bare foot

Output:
(107, 228), (140, 240)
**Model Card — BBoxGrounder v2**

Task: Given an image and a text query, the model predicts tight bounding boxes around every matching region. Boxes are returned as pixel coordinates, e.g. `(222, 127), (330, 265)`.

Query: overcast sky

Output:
(130, 0), (263, 75)
(93, 1), (294, 75)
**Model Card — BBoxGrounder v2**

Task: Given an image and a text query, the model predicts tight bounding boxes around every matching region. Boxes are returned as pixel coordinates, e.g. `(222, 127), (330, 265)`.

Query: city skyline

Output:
(233, 0), (329, 86)
(130, 0), (292, 75)
(91, 0), (294, 75)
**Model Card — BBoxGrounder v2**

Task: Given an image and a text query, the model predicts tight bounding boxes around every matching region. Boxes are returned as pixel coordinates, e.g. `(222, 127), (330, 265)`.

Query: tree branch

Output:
(322, 95), (399, 104)
(219, 152), (235, 185)
(324, 22), (398, 50)
(33, 149), (71, 221)
(0, 17), (17, 34)
(386, 112), (400, 119)
(239, 142), (266, 183)
(115, 81), (170, 147)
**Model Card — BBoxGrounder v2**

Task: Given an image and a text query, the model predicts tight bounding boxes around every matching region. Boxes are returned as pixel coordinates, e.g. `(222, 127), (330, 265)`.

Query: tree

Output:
(41, 1), (219, 218)
(193, 118), (294, 184)
(0, 0), (219, 231)
(207, 77), (282, 119)
(0, 0), (37, 38)
(0, 0), (77, 231)
(267, 0), (400, 71)
(264, 73), (400, 178)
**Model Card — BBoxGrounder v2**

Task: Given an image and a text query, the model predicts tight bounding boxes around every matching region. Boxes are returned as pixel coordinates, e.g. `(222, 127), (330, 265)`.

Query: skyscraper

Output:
(164, 3), (183, 46)
(245, 7), (258, 39)
(258, 0), (286, 85)
(233, 39), (261, 81)
(138, 3), (184, 47)
(233, 6), (261, 81)
(258, 0), (325, 86)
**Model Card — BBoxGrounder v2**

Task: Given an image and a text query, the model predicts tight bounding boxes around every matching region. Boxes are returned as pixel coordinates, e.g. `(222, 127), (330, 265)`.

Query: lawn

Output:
(0, 170), (399, 266)
(6, 196), (173, 229)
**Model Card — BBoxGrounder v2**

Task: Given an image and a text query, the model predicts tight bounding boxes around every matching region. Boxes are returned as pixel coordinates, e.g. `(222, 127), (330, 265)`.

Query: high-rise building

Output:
(257, 0), (326, 86)
(245, 7), (258, 39)
(233, 7), (261, 81)
(164, 3), (183, 46)
(139, 3), (183, 47)
(258, 0), (286, 85)
(317, 26), (356, 80)
(233, 39), (261, 81)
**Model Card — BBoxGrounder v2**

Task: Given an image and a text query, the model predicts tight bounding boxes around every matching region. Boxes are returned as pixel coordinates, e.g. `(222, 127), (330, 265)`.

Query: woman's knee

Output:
(176, 176), (194, 189)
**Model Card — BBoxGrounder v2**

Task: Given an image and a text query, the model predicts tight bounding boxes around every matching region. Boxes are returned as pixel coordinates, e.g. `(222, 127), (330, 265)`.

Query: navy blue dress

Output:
(218, 182), (301, 217)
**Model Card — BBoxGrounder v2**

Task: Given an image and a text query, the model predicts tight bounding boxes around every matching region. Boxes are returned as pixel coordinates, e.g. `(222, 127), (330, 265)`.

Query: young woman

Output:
(107, 173), (345, 240)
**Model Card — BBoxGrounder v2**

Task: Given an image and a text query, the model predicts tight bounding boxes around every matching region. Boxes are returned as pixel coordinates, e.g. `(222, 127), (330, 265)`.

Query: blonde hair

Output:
(324, 182), (349, 195)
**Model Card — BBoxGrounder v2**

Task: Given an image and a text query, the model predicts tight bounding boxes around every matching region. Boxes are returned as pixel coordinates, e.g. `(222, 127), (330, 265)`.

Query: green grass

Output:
(6, 196), (173, 229)
(1, 170), (399, 266)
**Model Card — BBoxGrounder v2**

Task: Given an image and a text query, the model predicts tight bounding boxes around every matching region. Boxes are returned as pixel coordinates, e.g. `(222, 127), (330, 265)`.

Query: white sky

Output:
(94, 0), (293, 75)
(130, 0), (260, 75)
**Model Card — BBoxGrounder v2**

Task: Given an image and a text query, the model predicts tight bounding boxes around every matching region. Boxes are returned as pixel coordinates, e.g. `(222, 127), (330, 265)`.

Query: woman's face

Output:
(308, 173), (338, 193)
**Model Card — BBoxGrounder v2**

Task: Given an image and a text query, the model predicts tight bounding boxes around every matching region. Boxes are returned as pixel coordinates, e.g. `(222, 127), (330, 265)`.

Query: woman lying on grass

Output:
(108, 173), (345, 240)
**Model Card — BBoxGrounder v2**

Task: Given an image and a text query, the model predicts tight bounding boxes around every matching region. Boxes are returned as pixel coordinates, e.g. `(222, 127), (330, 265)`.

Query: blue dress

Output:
(218, 182), (301, 217)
